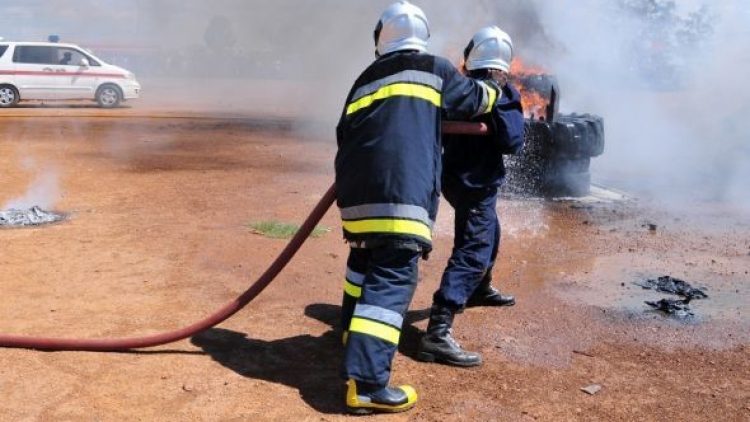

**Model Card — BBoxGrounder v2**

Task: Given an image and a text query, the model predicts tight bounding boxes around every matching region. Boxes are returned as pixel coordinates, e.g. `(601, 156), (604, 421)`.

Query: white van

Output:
(0, 41), (141, 108)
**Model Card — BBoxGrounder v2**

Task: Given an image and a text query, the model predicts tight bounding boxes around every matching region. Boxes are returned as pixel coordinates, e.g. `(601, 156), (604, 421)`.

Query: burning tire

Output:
(0, 85), (20, 108)
(96, 84), (122, 108)
(504, 113), (605, 198)
(501, 67), (606, 198)
(553, 114), (605, 158)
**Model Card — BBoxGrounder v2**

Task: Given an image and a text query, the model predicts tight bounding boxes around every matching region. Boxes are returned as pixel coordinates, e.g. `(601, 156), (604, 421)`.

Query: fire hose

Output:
(0, 122), (489, 352)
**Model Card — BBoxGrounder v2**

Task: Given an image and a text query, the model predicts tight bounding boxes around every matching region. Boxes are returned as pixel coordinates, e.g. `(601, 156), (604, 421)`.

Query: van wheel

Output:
(96, 84), (122, 108)
(0, 85), (20, 108)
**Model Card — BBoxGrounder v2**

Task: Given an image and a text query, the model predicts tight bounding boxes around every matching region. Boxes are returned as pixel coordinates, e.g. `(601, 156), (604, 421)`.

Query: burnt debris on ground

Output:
(0, 206), (64, 228)
(636, 276), (708, 300)
(637, 276), (708, 318)
(645, 298), (694, 318)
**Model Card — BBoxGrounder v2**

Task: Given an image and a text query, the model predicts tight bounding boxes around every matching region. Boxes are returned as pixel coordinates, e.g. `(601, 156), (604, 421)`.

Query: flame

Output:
(510, 57), (551, 120)
(518, 90), (549, 121)
(455, 55), (553, 120)
(510, 57), (546, 76)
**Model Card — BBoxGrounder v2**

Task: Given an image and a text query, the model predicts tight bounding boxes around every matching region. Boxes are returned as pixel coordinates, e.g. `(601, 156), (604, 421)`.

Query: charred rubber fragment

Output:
(645, 298), (694, 318)
(636, 276), (708, 300)
(639, 276), (708, 319)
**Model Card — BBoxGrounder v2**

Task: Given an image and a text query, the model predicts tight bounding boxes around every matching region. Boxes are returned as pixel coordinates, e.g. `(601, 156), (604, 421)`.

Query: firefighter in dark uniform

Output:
(417, 26), (525, 367)
(335, 2), (503, 415)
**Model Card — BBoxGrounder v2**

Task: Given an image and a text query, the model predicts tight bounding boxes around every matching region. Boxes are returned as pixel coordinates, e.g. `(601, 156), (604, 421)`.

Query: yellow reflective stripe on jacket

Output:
(349, 317), (400, 345)
(342, 218), (432, 242)
(482, 82), (499, 115)
(346, 83), (442, 116)
(344, 279), (362, 298)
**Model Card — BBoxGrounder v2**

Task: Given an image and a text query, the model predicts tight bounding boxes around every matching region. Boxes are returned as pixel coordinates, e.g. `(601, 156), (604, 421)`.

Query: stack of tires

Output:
(503, 113), (605, 197)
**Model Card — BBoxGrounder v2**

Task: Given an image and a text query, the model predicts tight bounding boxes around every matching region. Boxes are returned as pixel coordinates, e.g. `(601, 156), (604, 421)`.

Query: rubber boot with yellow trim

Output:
(345, 379), (418, 415)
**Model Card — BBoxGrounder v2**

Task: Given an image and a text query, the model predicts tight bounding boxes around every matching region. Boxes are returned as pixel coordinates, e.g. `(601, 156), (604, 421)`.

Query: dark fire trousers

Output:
(433, 180), (500, 310)
(340, 243), (421, 387)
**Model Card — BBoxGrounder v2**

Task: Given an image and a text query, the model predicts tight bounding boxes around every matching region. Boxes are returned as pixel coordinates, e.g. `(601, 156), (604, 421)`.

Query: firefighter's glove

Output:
(488, 69), (509, 88)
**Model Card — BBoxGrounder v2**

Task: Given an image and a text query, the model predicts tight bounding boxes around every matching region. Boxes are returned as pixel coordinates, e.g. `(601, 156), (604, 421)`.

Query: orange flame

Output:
(510, 57), (546, 76)
(511, 57), (550, 120)
(518, 90), (549, 121)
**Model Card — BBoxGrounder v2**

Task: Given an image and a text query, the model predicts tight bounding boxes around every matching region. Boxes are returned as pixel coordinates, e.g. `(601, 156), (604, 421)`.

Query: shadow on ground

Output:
(190, 303), (430, 414)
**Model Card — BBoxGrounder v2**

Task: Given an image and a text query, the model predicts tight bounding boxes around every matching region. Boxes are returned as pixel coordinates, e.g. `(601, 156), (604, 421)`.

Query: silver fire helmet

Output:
(374, 1), (430, 56)
(464, 26), (514, 72)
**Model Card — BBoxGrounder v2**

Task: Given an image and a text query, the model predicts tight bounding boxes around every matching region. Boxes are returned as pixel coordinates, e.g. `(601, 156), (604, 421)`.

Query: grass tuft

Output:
(248, 220), (330, 239)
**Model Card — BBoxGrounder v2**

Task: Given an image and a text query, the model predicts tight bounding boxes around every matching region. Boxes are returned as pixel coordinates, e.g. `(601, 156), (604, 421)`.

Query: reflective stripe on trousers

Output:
(341, 245), (420, 387)
(341, 258), (366, 335)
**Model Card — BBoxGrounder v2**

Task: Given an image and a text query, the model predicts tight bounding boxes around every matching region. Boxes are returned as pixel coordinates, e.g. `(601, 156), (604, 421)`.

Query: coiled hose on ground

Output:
(0, 122), (487, 352)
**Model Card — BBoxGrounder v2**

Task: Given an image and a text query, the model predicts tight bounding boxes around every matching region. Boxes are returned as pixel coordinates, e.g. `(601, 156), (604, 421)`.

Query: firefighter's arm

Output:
(490, 83), (525, 155)
(336, 84), (358, 147)
(439, 58), (501, 121)
(336, 120), (344, 147)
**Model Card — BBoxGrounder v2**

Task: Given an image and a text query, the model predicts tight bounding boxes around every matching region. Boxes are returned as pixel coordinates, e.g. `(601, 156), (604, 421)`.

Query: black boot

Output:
(417, 305), (482, 367)
(466, 279), (515, 308)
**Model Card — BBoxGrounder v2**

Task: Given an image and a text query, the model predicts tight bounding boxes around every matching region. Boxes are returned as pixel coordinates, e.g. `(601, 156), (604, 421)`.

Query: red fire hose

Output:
(441, 121), (489, 135)
(0, 122), (489, 352)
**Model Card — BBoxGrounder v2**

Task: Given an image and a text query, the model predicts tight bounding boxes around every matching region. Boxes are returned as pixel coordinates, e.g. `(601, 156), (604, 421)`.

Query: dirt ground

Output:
(0, 107), (748, 421)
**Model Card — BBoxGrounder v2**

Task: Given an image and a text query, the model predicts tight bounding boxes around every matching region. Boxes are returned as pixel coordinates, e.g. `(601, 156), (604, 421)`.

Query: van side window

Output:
(79, 50), (101, 66)
(13, 46), (58, 64)
(57, 48), (98, 66)
(0, 45), (8, 58)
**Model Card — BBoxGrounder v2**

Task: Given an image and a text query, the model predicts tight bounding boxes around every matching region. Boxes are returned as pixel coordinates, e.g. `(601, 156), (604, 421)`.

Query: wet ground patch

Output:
(553, 252), (748, 342)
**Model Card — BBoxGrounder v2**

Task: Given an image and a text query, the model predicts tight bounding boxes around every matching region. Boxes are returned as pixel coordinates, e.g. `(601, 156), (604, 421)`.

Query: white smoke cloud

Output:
(531, 0), (750, 210)
(3, 169), (61, 210)
(2, 0), (747, 210)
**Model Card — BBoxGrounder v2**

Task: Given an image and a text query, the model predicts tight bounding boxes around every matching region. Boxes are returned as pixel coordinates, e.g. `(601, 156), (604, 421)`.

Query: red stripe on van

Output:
(0, 70), (126, 78)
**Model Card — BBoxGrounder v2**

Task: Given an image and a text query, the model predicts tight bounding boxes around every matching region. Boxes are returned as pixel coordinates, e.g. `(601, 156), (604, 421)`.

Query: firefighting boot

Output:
(466, 278), (516, 308)
(417, 305), (482, 367)
(345, 379), (418, 415)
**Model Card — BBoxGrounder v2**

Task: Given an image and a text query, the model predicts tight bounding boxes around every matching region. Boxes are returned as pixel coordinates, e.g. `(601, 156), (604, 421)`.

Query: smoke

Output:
(0, 0), (554, 120)
(1, 0), (747, 209)
(3, 166), (61, 210)
(528, 0), (750, 210)
(0, 120), (62, 210)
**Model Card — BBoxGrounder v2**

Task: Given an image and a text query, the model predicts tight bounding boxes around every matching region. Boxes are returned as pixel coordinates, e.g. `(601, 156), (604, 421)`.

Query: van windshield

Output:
(0, 45), (8, 59)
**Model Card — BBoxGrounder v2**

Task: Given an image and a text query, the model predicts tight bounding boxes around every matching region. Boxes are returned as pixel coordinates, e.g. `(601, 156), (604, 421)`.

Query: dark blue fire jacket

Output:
(335, 51), (499, 250)
(442, 82), (525, 191)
